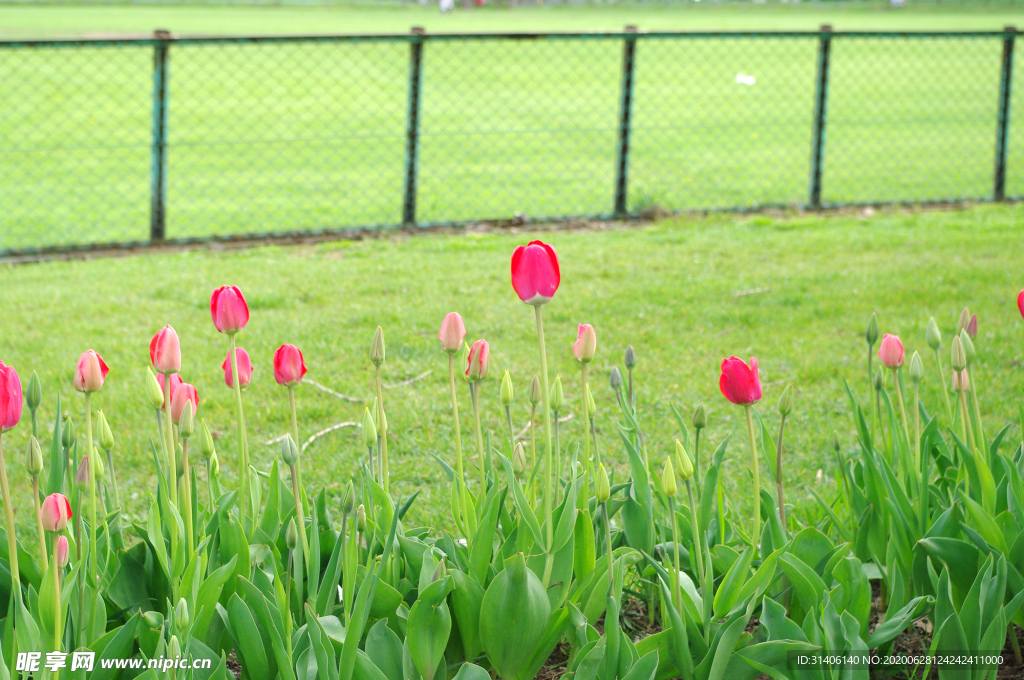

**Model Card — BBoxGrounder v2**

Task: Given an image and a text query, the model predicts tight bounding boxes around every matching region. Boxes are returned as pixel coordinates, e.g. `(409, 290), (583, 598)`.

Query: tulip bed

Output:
(2, 204), (1024, 680)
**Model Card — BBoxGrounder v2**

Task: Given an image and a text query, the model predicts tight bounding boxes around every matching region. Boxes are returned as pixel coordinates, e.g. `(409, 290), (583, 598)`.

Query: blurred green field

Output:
(1, 203), (1024, 538)
(0, 1), (1021, 252)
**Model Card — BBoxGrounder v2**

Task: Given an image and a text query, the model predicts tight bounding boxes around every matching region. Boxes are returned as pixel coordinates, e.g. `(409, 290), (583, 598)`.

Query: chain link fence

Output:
(0, 28), (1019, 255)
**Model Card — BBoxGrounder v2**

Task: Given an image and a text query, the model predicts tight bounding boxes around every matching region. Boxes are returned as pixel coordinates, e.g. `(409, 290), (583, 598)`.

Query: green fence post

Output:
(808, 24), (832, 209)
(994, 25), (1016, 201)
(613, 25), (638, 218)
(403, 27), (425, 227)
(149, 29), (170, 242)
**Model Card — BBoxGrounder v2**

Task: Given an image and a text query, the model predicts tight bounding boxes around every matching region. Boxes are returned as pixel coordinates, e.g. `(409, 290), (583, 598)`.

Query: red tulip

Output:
(73, 350), (109, 393)
(223, 347), (253, 390)
(1017, 291), (1023, 320)
(878, 334), (905, 369)
(40, 493), (72, 532)
(150, 325), (181, 374)
(465, 339), (490, 381)
(439, 312), (467, 354)
(55, 535), (70, 568)
(511, 240), (560, 306)
(170, 383), (199, 424)
(210, 286), (249, 334)
(0, 362), (21, 431)
(273, 344), (307, 386)
(719, 356), (762, 405)
(159, 373), (183, 410)
(573, 323), (597, 364)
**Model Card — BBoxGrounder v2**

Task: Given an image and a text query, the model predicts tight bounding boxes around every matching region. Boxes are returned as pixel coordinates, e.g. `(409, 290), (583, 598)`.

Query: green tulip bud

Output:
(61, 417), (75, 450)
(178, 400), (195, 439)
(209, 450), (220, 476)
(94, 453), (105, 480)
(692, 402), (706, 430)
(143, 611), (164, 629)
(361, 408), (377, 448)
(370, 326), (385, 366)
(168, 635), (181, 660)
(951, 334), (967, 371)
(511, 441), (527, 476)
(528, 375), (541, 406)
(866, 313), (879, 346)
(595, 463), (610, 503)
(341, 481), (355, 515)
(199, 420), (215, 460)
(549, 376), (564, 412)
(957, 307), (970, 335)
(356, 504), (366, 532)
(175, 598), (189, 632)
(959, 330), (975, 367)
(25, 435), (43, 477)
(97, 410), (114, 451)
(873, 366), (884, 392)
(674, 440), (693, 481)
(832, 431), (841, 454)
(282, 433), (299, 466)
(76, 455), (91, 487)
(926, 317), (942, 351)
(500, 370), (514, 407)
(285, 518), (298, 550)
(777, 382), (794, 417)
(145, 367), (164, 410)
(585, 383), (596, 417)
(909, 351), (925, 384)
(378, 407), (388, 435)
(609, 366), (622, 391)
(624, 345), (637, 371)
(431, 559), (447, 584)
(26, 371), (42, 413)
(660, 457), (677, 498)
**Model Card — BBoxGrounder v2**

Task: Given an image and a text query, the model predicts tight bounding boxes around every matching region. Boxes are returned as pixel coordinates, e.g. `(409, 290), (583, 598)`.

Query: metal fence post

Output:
(808, 24), (832, 209)
(149, 30), (170, 241)
(403, 27), (425, 227)
(613, 25), (638, 218)
(994, 25), (1016, 201)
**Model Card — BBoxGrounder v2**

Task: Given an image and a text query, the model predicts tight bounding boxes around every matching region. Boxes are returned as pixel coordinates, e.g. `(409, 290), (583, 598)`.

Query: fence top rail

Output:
(0, 27), (1017, 48)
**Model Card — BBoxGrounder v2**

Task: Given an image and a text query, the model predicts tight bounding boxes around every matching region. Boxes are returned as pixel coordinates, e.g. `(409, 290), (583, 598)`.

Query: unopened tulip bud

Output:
(909, 351), (924, 384)
(199, 420), (215, 460)
(285, 518), (298, 550)
(957, 307), (970, 335)
(926, 317), (942, 351)
(624, 345), (637, 371)
(951, 335), (966, 371)
(378, 407), (388, 435)
(609, 366), (622, 392)
(62, 417), (75, 449)
(168, 635), (181, 660)
(26, 371), (42, 413)
(465, 339), (490, 382)
(73, 349), (109, 393)
(595, 464), (610, 503)
(209, 450), (220, 476)
(777, 383), (794, 417)
(438, 313), (467, 354)
(878, 334), (905, 369)
(432, 559), (447, 584)
(361, 408), (377, 448)
(371, 326), (385, 366)
(675, 440), (693, 481)
(341, 481), (355, 515)
(282, 433), (299, 466)
(97, 411), (114, 451)
(952, 368), (969, 393)
(966, 314), (978, 340)
(573, 324), (597, 364)
(146, 367), (165, 410)
(832, 432), (841, 454)
(55, 535), (69, 569)
(356, 504), (367, 532)
(178, 401), (195, 439)
(512, 442), (527, 476)
(40, 493), (72, 532)
(549, 376), (564, 412)
(175, 598), (190, 632)
(528, 375), (541, 406)
(76, 455), (91, 487)
(692, 402), (706, 430)
(94, 454), (105, 481)
(585, 383), (596, 417)
(959, 330), (975, 366)
(873, 367), (884, 392)
(25, 435), (43, 477)
(501, 370), (513, 407)
(660, 457), (677, 498)
(866, 313), (879, 346)
(143, 611), (164, 629)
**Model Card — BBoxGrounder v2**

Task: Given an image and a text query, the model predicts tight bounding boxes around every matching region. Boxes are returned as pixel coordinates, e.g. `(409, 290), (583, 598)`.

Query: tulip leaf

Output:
(44, 394), (64, 495)
(959, 491), (1007, 553)
(366, 619), (403, 680)
(226, 593), (271, 680)
(621, 650), (659, 680)
(713, 547), (753, 620)
(470, 486), (504, 584)
(573, 508), (596, 581)
(866, 595), (929, 648)
(451, 663), (491, 680)
(479, 553), (551, 680)
(407, 597), (451, 680)
(497, 452), (545, 551)
(451, 570), (485, 661)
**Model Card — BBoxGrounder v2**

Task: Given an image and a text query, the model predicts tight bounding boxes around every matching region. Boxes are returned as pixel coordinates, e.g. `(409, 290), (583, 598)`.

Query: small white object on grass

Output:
(735, 73), (756, 86)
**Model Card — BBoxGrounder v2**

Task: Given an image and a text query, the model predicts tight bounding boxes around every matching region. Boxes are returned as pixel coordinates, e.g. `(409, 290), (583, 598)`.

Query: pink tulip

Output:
(150, 325), (181, 374)
(511, 240), (560, 306)
(878, 334), (905, 369)
(966, 314), (978, 340)
(76, 455), (91, 486)
(210, 286), (249, 334)
(273, 344), (307, 386)
(439, 312), (467, 354)
(573, 323), (597, 364)
(0, 361), (22, 432)
(54, 535), (70, 568)
(73, 350), (109, 393)
(719, 356), (762, 405)
(40, 493), (72, 532)
(160, 373), (183, 410)
(465, 340), (490, 381)
(222, 347), (253, 390)
(1018, 291), (1023, 320)
(170, 383), (199, 424)
(952, 369), (970, 392)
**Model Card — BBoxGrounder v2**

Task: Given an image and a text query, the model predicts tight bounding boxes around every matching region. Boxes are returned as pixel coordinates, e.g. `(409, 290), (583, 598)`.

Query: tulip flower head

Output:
(966, 314), (978, 340)
(866, 313), (879, 347)
(210, 286), (249, 334)
(510, 240), (560, 306)
(675, 439), (693, 481)
(465, 340), (490, 382)
(528, 375), (541, 406)
(145, 367), (165, 409)
(500, 370), (513, 407)
(777, 382), (794, 417)
(951, 335), (967, 371)
(97, 411), (114, 451)
(957, 307), (971, 335)
(595, 464), (610, 503)
(222, 347), (253, 390)
(178, 401), (195, 439)
(0, 362), (22, 432)
(609, 366), (623, 392)
(926, 317), (942, 351)
(952, 368), (970, 393)
(40, 493), (72, 532)
(200, 420), (216, 460)
(438, 313), (467, 354)
(549, 376), (564, 411)
(1018, 291), (1024, 320)
(26, 372), (42, 414)
(55, 535), (70, 569)
(692, 402), (707, 430)
(26, 435), (43, 476)
(909, 351), (925, 384)
(573, 324), (597, 364)
(73, 350), (108, 393)
(624, 345), (637, 371)
(719, 356), (762, 405)
(370, 326), (385, 367)
(170, 383), (199, 424)
(660, 457), (677, 498)
(877, 334), (905, 369)
(149, 325), (181, 374)
(273, 344), (307, 386)
(76, 455), (91, 487)
(959, 330), (975, 366)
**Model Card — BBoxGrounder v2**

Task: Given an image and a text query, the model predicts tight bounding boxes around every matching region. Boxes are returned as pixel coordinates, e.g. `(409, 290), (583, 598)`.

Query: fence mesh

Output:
(0, 30), (1019, 255)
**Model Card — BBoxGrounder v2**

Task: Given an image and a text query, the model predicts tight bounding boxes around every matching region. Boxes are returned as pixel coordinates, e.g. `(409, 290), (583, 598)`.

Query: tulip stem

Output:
(471, 382), (486, 495)
(504, 405), (514, 450)
(52, 533), (62, 672)
(934, 350), (954, 425)
(914, 382), (926, 534)
(668, 496), (682, 612)
(228, 335), (250, 528)
(891, 369), (913, 469)
(290, 462), (310, 563)
(182, 439), (194, 556)
(534, 304), (555, 585)
(580, 365), (591, 474)
(529, 404), (537, 505)
(104, 448), (125, 548)
(85, 392), (99, 589)
(968, 370), (986, 455)
(590, 415), (602, 471)
(162, 374), (178, 507)
(743, 405), (760, 549)
(693, 428), (702, 493)
(552, 409), (561, 482)
(32, 475), (48, 572)
(375, 366), (389, 496)
(776, 413), (787, 536)
(603, 500), (614, 591)
(447, 354), (471, 534)
(0, 436), (22, 607)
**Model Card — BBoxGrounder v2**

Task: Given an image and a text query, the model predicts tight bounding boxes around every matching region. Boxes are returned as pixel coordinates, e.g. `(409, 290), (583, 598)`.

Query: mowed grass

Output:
(0, 1), (1023, 251)
(1, 203), (1024, 538)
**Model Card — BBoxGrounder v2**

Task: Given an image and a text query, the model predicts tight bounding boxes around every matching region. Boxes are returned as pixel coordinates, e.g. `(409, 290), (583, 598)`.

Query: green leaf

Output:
(44, 394), (64, 495)
(621, 650), (659, 680)
(779, 553), (828, 617)
(573, 508), (596, 582)
(479, 553), (551, 680)
(227, 593), (271, 680)
(497, 452), (544, 550)
(866, 596), (929, 648)
(89, 614), (140, 680)
(366, 619), (402, 680)
(407, 597), (451, 680)
(450, 570), (485, 661)
(451, 663), (491, 680)
(713, 547), (753, 619)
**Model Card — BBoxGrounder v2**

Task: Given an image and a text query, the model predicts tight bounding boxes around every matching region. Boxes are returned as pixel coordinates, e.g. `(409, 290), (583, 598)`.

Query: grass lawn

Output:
(2, 203), (1023, 537)
(1, 1), (1022, 252)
